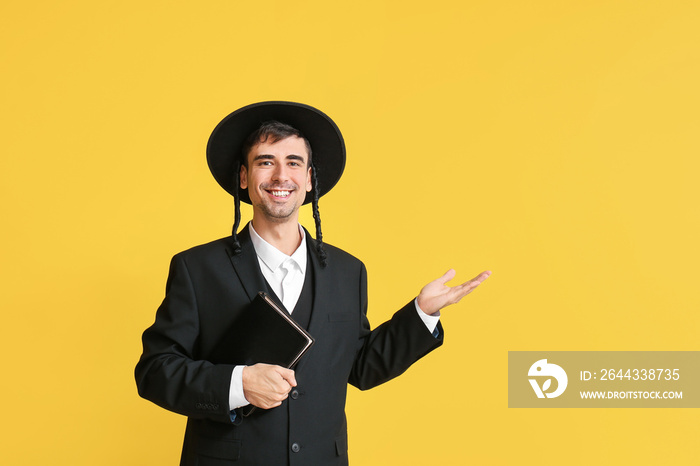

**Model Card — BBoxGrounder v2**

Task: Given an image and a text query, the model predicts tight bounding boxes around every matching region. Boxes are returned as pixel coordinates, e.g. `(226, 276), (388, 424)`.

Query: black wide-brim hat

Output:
(207, 101), (346, 205)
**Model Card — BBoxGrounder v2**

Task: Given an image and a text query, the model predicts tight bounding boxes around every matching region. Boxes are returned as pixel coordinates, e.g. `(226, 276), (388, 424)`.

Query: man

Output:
(135, 101), (490, 465)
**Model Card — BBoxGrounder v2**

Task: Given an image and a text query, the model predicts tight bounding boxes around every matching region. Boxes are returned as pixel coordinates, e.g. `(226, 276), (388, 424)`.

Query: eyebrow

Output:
(252, 154), (307, 163)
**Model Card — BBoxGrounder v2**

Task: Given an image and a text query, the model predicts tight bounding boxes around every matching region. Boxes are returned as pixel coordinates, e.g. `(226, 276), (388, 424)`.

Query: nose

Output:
(271, 163), (289, 181)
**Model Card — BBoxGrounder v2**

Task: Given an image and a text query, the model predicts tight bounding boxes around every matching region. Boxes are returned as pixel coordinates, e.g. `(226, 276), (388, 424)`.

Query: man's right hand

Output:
(242, 363), (297, 409)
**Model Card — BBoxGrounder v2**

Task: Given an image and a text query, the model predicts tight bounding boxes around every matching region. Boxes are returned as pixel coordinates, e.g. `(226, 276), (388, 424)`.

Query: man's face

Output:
(240, 135), (312, 224)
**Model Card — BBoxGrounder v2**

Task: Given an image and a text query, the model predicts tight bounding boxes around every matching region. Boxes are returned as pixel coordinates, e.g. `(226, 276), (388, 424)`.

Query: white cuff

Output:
(414, 297), (440, 334)
(229, 365), (250, 410)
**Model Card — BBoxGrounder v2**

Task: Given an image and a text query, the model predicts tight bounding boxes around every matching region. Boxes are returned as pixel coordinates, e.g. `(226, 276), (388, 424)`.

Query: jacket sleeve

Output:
(134, 254), (235, 423)
(348, 262), (444, 390)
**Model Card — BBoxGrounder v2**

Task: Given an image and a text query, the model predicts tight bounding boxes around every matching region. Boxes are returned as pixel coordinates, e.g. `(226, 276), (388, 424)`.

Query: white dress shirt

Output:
(250, 223), (308, 313)
(228, 224), (440, 410)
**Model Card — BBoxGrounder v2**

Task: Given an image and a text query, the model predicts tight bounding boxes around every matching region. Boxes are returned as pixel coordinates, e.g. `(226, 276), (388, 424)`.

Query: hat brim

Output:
(206, 101), (346, 205)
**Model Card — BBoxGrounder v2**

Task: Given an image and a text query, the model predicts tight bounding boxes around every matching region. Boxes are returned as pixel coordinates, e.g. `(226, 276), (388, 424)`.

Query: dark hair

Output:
(240, 121), (312, 167)
(232, 120), (327, 267)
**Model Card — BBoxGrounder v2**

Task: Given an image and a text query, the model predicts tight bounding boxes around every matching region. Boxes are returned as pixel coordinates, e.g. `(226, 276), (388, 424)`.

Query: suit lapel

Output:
(227, 224), (268, 302)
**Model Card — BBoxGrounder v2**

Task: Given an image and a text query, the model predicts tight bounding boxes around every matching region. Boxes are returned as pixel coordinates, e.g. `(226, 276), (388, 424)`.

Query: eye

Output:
(289, 161), (300, 167)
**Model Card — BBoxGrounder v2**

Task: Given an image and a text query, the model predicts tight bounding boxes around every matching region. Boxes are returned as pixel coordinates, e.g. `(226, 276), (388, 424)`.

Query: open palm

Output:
(417, 269), (491, 315)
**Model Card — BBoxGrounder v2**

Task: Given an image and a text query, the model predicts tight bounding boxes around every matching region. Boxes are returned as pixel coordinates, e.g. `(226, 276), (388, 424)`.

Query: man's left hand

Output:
(417, 269), (491, 315)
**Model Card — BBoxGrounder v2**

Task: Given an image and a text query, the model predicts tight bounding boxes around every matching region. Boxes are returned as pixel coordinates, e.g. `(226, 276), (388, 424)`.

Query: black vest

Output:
(253, 253), (315, 465)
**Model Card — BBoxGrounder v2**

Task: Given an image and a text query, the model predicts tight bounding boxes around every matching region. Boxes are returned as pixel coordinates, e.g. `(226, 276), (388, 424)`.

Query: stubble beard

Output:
(253, 183), (302, 223)
(255, 202), (299, 223)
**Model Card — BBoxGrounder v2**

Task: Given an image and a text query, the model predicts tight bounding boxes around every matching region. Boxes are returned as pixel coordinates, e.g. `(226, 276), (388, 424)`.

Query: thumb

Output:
(277, 367), (297, 387)
(435, 269), (456, 285)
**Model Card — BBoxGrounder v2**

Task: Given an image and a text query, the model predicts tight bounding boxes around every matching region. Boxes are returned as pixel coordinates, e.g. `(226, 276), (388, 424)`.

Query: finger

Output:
(460, 279), (485, 293)
(468, 270), (491, 284)
(454, 271), (491, 290)
(435, 268), (457, 285)
(449, 284), (477, 302)
(274, 391), (290, 402)
(278, 367), (297, 387)
(452, 271), (491, 298)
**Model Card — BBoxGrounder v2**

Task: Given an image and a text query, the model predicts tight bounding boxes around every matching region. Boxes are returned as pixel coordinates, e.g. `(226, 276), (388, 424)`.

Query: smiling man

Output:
(135, 101), (491, 465)
(241, 129), (311, 226)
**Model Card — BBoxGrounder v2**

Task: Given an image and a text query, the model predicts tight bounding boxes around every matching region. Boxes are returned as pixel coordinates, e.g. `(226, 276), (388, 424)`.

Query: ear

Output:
(240, 164), (248, 190)
(306, 166), (312, 193)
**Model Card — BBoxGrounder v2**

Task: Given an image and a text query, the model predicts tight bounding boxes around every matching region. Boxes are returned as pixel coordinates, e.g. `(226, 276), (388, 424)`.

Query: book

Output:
(208, 291), (315, 416)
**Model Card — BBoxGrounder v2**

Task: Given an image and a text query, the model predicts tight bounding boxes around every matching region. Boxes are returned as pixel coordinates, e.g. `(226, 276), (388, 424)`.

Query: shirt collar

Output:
(249, 222), (307, 273)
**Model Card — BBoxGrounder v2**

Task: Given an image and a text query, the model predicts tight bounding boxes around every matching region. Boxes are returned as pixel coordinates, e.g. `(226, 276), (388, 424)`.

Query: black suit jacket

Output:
(135, 225), (443, 465)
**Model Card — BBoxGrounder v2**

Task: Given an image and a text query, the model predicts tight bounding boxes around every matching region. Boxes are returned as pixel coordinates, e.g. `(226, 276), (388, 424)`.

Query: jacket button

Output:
(290, 389), (299, 400)
(291, 442), (300, 453)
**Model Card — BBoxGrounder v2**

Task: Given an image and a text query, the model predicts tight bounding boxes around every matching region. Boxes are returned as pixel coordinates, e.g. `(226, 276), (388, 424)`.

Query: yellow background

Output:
(2, 1), (698, 464)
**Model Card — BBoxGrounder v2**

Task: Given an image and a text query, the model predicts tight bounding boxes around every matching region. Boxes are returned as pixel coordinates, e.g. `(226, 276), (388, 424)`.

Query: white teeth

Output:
(271, 190), (290, 197)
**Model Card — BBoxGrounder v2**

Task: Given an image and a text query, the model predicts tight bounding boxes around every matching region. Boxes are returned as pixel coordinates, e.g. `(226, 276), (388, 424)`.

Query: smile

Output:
(267, 190), (292, 198)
